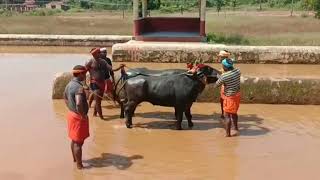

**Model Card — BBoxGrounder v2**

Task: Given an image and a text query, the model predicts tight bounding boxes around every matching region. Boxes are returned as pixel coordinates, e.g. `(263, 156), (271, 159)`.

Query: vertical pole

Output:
(290, 0), (294, 17)
(259, 0), (262, 11)
(200, 0), (206, 36)
(142, 0), (147, 18)
(133, 0), (139, 37)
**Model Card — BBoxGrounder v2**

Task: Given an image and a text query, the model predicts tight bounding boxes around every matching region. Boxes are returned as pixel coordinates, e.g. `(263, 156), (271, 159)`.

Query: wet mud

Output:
(0, 53), (320, 180)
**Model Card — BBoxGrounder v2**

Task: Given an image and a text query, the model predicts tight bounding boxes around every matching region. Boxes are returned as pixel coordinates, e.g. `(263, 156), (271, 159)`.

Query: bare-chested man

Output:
(85, 48), (111, 120)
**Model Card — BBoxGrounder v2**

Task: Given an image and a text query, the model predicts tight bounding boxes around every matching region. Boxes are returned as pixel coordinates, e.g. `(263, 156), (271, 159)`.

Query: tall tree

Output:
(315, 0), (320, 18)
(259, 0), (262, 11)
(215, 0), (224, 15)
(231, 0), (237, 11)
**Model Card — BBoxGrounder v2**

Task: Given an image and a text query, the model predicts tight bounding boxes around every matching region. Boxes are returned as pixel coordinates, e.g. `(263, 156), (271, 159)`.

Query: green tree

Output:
(231, 0), (238, 11)
(315, 0), (320, 18)
(215, 0), (225, 15)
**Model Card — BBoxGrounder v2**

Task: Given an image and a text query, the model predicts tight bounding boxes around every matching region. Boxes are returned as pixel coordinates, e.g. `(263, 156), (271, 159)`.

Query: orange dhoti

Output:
(67, 111), (89, 143)
(223, 92), (241, 114)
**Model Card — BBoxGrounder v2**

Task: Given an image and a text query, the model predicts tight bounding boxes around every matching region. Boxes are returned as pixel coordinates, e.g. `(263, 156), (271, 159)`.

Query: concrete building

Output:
(132, 0), (207, 42)
(45, 1), (69, 11)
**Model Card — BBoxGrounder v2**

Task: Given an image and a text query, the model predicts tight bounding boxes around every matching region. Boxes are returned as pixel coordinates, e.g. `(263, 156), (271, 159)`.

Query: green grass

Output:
(0, 9), (319, 45)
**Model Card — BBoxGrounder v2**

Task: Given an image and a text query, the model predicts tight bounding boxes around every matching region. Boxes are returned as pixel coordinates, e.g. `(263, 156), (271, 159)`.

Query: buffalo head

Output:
(196, 65), (220, 84)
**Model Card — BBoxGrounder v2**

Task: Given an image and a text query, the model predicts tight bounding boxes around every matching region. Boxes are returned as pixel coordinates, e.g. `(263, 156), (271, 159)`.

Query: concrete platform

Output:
(112, 41), (320, 64)
(52, 72), (320, 105)
(0, 34), (132, 46)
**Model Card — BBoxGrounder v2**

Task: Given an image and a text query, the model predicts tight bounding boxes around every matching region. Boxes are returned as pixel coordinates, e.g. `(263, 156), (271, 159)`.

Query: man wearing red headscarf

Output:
(64, 65), (89, 169)
(85, 48), (111, 120)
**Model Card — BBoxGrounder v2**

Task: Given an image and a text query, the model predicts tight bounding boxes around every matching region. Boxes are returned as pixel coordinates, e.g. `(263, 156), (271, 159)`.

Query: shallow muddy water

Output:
(0, 53), (320, 180)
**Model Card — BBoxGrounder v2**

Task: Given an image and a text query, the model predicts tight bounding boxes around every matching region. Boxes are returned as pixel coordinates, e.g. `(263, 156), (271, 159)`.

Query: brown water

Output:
(1, 53), (320, 180)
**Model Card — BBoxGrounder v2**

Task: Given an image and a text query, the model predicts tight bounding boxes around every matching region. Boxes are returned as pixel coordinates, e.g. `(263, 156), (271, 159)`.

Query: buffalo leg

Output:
(120, 102), (125, 119)
(125, 101), (137, 128)
(175, 108), (183, 130)
(174, 107), (178, 120)
(185, 106), (193, 128)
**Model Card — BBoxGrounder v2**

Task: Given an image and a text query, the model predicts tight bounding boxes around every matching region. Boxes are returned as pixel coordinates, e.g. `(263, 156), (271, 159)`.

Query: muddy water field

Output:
(0, 53), (320, 180)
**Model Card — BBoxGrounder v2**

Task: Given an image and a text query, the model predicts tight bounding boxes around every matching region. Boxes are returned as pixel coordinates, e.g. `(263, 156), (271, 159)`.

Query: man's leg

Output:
(232, 114), (239, 131)
(71, 141), (76, 162)
(94, 89), (104, 119)
(224, 113), (232, 137)
(231, 113), (239, 136)
(73, 141), (84, 169)
(220, 97), (225, 119)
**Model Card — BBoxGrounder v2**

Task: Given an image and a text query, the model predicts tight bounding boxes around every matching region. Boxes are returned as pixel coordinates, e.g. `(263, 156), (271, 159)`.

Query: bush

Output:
(207, 33), (250, 45)
(0, 9), (14, 17)
(67, 8), (86, 13)
(80, 0), (93, 9)
(24, 9), (63, 16)
(159, 5), (189, 13)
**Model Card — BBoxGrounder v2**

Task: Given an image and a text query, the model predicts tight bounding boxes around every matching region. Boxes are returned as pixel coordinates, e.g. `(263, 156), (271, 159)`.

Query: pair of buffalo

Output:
(113, 66), (221, 130)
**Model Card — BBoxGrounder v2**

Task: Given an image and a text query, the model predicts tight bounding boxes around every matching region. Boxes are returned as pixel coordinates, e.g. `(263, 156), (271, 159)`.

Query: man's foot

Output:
(76, 163), (84, 170)
(98, 114), (104, 119)
(232, 130), (240, 136)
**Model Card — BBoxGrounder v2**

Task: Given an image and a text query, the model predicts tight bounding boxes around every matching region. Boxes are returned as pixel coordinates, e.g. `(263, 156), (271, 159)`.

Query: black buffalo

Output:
(117, 65), (220, 130)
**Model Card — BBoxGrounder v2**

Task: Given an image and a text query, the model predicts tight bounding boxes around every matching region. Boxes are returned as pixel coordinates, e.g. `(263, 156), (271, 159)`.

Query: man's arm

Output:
(213, 77), (224, 89)
(63, 90), (68, 106)
(112, 64), (125, 72)
(75, 88), (87, 119)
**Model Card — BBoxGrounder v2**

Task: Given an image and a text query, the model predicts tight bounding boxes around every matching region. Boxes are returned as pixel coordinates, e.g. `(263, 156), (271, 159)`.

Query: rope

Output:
(91, 91), (117, 106)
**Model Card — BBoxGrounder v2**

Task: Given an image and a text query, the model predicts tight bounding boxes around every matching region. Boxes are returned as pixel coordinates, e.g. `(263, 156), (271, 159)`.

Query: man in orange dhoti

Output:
(64, 65), (89, 169)
(214, 59), (241, 137)
(217, 50), (232, 119)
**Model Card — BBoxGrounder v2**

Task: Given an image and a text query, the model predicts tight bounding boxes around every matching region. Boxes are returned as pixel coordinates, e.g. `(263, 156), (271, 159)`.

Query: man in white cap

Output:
(99, 48), (124, 95)
(217, 50), (232, 119)
(214, 58), (241, 137)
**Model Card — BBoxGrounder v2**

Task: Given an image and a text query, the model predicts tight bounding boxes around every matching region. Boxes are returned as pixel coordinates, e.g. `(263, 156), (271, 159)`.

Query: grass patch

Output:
(0, 9), (15, 17)
(207, 33), (249, 45)
(24, 8), (63, 16)
(0, 10), (319, 45)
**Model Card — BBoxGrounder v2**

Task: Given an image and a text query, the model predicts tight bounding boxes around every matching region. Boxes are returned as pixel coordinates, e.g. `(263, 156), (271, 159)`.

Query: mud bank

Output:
(112, 41), (320, 64)
(0, 34), (131, 47)
(52, 72), (320, 105)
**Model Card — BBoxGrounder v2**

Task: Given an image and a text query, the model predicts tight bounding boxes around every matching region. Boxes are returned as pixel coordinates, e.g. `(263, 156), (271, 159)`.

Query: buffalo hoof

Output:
(188, 122), (194, 128)
(175, 126), (183, 130)
(125, 121), (132, 128)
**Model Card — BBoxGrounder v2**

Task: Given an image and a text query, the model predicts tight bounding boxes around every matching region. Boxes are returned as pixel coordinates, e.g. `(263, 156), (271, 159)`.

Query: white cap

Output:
(218, 50), (231, 57)
(100, 47), (107, 52)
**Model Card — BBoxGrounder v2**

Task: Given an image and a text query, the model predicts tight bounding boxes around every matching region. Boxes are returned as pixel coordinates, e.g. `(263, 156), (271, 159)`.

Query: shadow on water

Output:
(135, 112), (270, 135)
(84, 153), (143, 170)
(212, 113), (271, 136)
(99, 109), (270, 135)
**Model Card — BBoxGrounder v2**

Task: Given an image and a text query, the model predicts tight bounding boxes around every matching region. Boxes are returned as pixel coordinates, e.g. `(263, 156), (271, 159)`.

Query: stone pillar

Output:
(200, 0), (206, 36)
(142, 0), (148, 18)
(133, 0), (140, 37)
